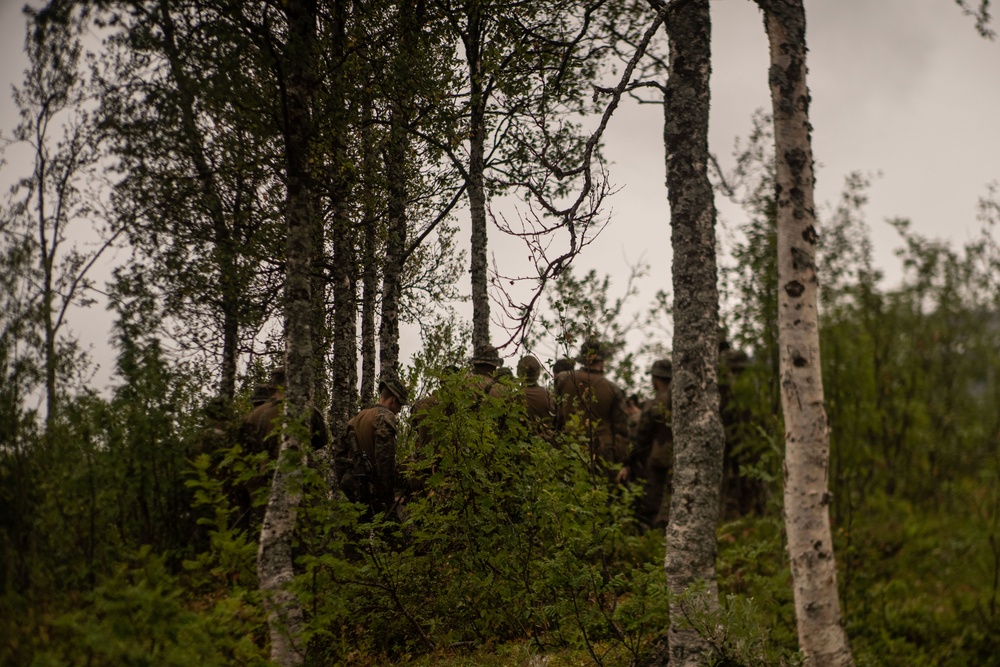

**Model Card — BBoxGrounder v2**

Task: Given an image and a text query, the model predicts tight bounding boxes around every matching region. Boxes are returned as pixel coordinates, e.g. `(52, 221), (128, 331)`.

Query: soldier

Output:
(335, 376), (408, 517)
(553, 337), (631, 481)
(472, 344), (503, 374)
(407, 365), (462, 492)
(552, 356), (575, 380)
(237, 366), (328, 531)
(517, 354), (555, 426)
(248, 379), (276, 408)
(241, 366), (328, 459)
(625, 359), (673, 529)
(456, 344), (510, 408)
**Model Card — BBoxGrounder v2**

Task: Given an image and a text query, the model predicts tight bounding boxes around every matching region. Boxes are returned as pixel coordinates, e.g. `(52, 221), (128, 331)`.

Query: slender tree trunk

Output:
(257, 1), (317, 664)
(34, 121), (58, 434)
(311, 220), (329, 408)
(379, 126), (406, 377)
(379, 0), (423, 377)
(465, 0), (491, 352)
(758, 1), (854, 665)
(40, 178), (57, 433)
(359, 110), (379, 403)
(160, 2), (241, 402)
(661, 1), (724, 664)
(328, 0), (357, 441)
(330, 216), (357, 435)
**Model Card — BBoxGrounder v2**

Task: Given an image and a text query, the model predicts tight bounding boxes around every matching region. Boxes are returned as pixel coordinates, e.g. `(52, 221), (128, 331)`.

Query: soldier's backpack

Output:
(333, 426), (375, 505)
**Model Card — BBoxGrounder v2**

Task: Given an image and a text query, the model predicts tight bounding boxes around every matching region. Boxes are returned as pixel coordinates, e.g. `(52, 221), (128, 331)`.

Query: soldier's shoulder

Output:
(373, 405), (398, 425)
(556, 368), (590, 389)
(594, 372), (624, 395)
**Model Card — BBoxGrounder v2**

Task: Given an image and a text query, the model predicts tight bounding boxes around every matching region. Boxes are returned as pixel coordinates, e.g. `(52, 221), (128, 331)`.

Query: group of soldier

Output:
(331, 337), (678, 529)
(236, 335), (758, 531)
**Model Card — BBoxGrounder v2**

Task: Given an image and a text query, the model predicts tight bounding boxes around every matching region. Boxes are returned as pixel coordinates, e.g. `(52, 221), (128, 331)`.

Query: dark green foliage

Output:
(0, 283), (266, 665)
(295, 373), (671, 665)
(10, 547), (266, 667)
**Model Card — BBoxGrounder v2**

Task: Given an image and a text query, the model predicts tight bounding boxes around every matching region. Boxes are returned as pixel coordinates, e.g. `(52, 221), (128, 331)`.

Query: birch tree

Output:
(378, 0), (425, 378)
(755, 1), (855, 664)
(658, 0), (725, 664)
(430, 0), (614, 352)
(256, 0), (319, 663)
(323, 0), (358, 442)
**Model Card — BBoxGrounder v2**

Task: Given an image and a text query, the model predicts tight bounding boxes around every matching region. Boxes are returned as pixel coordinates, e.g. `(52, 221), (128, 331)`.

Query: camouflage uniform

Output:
(341, 405), (400, 514)
(524, 385), (555, 423)
(334, 376), (408, 516)
(553, 339), (631, 479)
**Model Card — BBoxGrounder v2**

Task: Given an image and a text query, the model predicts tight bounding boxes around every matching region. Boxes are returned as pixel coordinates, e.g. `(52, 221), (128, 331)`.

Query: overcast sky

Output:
(1, 0), (998, 386)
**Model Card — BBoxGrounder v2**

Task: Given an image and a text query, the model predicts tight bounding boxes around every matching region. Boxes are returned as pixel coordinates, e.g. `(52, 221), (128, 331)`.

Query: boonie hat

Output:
(379, 375), (409, 405)
(471, 345), (504, 368)
(517, 354), (542, 382)
(577, 337), (609, 363)
(650, 359), (672, 379)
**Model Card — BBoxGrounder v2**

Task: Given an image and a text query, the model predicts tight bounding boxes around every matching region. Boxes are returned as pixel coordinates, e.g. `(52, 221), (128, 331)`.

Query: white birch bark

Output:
(257, 1), (317, 664)
(758, 1), (855, 664)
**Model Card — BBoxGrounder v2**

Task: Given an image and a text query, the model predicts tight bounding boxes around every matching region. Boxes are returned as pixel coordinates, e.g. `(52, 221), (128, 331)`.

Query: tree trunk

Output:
(465, 0), (491, 352)
(379, 0), (423, 377)
(758, 1), (855, 665)
(257, 1), (317, 664)
(328, 0), (357, 441)
(159, 2), (240, 402)
(359, 112), (379, 404)
(662, 0), (725, 665)
(330, 216), (357, 436)
(40, 180), (58, 434)
(378, 122), (407, 378)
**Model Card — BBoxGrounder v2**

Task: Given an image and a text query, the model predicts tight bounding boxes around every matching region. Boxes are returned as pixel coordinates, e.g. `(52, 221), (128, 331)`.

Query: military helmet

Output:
(552, 357), (575, 375)
(650, 358), (673, 380)
(378, 375), (409, 405)
(269, 365), (287, 386)
(471, 344), (504, 368)
(250, 383), (276, 406)
(577, 337), (609, 364)
(517, 354), (542, 382)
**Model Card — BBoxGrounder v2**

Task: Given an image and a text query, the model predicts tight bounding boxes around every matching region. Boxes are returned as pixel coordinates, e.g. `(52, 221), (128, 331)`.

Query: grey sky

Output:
(1, 0), (998, 382)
